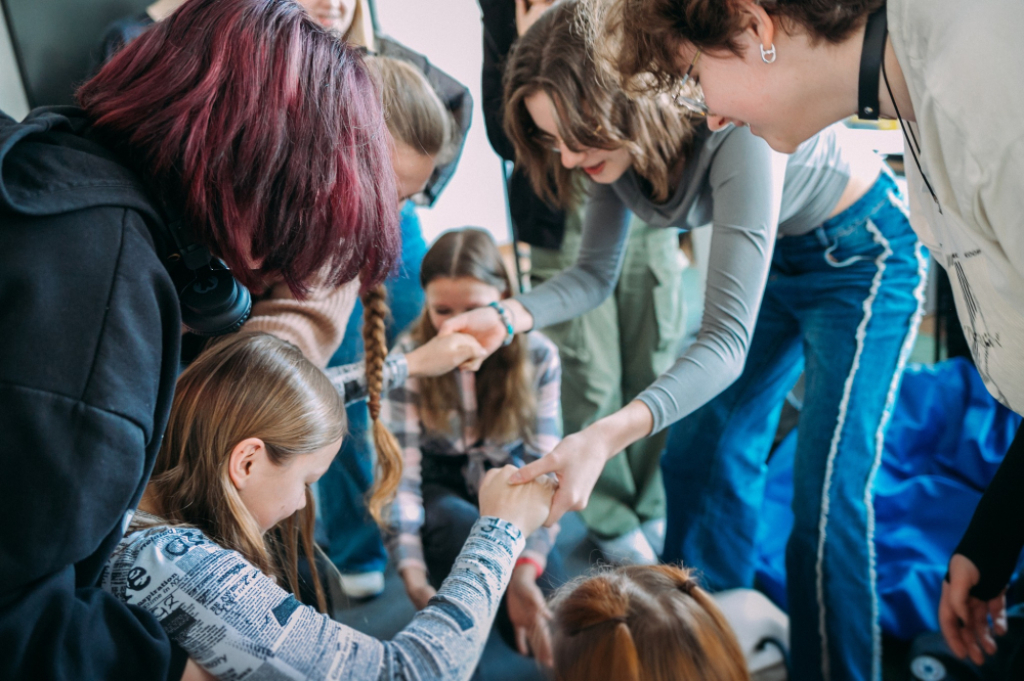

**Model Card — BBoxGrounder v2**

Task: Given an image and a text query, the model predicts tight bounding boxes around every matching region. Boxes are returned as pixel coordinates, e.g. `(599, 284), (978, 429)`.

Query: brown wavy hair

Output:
(504, 0), (694, 208)
(411, 229), (536, 445)
(551, 564), (750, 681)
(601, 0), (885, 95)
(360, 284), (405, 526)
(140, 333), (347, 613)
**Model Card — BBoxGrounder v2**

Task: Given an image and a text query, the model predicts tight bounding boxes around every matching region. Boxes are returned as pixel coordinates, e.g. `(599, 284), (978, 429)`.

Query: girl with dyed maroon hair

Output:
(79, 0), (398, 295)
(0, 1), (434, 679)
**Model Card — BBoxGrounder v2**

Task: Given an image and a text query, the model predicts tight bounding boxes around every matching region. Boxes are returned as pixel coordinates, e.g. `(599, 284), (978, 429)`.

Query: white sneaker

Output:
(640, 517), (666, 558)
(338, 571), (385, 599)
(592, 527), (659, 566)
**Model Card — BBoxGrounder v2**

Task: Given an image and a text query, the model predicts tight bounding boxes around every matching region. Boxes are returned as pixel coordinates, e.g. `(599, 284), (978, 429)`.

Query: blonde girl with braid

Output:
(102, 332), (558, 681)
(551, 565), (749, 681)
(321, 54), (469, 599)
(383, 228), (565, 667)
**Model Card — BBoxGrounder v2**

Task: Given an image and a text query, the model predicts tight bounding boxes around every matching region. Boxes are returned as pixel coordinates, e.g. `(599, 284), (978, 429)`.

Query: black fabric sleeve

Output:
(477, 0), (566, 250)
(478, 0), (517, 161)
(954, 421), (1024, 600)
(0, 206), (183, 680)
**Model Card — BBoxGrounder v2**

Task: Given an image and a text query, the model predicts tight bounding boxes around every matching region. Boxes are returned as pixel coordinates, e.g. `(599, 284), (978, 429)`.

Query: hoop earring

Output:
(760, 43), (777, 64)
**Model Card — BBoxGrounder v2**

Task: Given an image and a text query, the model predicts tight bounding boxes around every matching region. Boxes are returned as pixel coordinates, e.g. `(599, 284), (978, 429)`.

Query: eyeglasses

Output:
(674, 49), (708, 116)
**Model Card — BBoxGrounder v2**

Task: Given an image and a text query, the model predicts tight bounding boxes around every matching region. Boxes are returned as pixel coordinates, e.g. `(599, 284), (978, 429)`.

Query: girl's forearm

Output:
(504, 298), (534, 333)
(590, 400), (654, 460)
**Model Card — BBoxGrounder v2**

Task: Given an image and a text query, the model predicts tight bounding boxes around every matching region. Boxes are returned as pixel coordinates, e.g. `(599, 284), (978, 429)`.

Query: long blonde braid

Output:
(361, 284), (404, 525)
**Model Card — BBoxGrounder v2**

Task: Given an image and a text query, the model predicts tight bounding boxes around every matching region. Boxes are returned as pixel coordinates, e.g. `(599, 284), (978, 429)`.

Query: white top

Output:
(888, 0), (1024, 411)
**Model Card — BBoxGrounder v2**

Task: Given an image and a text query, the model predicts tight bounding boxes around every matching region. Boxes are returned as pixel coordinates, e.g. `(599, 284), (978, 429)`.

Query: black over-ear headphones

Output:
(161, 210), (252, 337)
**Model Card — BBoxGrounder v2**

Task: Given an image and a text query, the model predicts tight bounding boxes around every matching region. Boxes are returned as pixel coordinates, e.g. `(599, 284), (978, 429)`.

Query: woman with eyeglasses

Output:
(439, 2), (923, 677)
(602, 0), (1024, 671)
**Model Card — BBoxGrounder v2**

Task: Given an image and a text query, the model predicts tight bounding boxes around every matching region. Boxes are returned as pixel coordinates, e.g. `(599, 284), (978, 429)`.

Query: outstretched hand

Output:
(405, 332), (486, 378)
(437, 307), (506, 370)
(507, 430), (611, 527)
(939, 553), (1008, 665)
(508, 401), (653, 526)
(181, 660), (216, 681)
(438, 300), (534, 371)
(478, 465), (557, 537)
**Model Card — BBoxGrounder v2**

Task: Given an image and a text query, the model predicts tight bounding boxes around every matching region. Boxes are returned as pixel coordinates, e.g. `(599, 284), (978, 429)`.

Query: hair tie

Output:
(573, 614), (628, 635)
(677, 577), (698, 595)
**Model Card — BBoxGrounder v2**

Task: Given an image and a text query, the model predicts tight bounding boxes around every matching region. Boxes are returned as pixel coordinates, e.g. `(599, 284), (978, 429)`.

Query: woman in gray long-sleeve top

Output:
(440, 3), (925, 677)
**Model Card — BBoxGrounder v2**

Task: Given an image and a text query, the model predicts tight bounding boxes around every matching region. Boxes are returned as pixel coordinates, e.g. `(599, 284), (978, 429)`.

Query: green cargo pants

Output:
(531, 209), (687, 539)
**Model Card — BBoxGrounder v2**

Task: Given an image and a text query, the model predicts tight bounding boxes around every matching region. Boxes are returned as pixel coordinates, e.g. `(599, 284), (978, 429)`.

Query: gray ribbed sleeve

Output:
(517, 125), (789, 433)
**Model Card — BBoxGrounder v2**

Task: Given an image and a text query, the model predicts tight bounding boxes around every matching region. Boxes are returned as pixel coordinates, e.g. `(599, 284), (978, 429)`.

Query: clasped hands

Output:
(399, 465), (558, 665)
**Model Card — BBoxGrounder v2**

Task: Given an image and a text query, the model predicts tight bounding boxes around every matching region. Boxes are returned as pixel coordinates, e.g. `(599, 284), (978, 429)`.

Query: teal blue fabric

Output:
(756, 358), (1022, 640)
(319, 202), (427, 573)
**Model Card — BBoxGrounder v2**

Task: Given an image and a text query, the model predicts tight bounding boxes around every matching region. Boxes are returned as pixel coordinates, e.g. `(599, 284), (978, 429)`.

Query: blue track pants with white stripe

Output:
(662, 170), (926, 681)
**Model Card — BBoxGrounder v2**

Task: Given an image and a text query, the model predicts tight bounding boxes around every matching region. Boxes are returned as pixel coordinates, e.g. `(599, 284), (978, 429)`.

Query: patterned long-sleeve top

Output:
(102, 513), (525, 681)
(384, 331), (561, 575)
(324, 351), (409, 407)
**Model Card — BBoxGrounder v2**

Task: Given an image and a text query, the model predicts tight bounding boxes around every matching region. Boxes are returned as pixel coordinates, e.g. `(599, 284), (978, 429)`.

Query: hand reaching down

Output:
(399, 565), (438, 611)
(939, 553), (1008, 665)
(506, 564), (553, 667)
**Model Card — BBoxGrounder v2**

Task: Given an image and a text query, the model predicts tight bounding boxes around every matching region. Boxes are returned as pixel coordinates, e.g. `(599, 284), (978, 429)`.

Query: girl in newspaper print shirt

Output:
(101, 333), (554, 680)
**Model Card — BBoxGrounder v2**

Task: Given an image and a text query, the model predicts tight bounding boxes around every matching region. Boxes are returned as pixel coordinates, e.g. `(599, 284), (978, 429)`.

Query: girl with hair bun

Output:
(551, 564), (749, 681)
(603, 0), (1024, 664)
(102, 332), (558, 681)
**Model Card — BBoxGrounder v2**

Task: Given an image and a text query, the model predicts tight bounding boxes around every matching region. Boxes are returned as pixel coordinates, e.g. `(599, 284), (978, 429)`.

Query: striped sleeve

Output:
(521, 332), (562, 567)
(383, 334), (428, 573)
(104, 519), (525, 681)
(323, 351), (409, 407)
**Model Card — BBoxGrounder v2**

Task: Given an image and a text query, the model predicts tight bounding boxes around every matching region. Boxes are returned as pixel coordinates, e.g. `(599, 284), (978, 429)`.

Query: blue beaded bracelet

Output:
(489, 301), (515, 347)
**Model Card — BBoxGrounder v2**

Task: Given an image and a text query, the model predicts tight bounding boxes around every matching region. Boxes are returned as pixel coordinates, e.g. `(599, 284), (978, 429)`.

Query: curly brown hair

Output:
(602, 0), (885, 95)
(504, 0), (695, 207)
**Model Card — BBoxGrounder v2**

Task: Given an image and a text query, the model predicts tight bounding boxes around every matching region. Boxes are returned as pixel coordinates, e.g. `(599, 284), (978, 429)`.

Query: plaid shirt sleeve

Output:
(520, 332), (562, 568)
(381, 334), (428, 574)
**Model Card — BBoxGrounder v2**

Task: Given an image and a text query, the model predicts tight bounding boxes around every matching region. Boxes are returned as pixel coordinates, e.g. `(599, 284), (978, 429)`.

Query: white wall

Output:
(0, 7), (30, 120)
(375, 0), (510, 245)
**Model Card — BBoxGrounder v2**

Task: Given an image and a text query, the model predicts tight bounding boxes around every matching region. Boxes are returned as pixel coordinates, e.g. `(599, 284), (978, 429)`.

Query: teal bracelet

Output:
(488, 301), (515, 347)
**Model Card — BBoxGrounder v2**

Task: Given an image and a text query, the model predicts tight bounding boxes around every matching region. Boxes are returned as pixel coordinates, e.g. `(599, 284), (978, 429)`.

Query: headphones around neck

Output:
(161, 209), (252, 337)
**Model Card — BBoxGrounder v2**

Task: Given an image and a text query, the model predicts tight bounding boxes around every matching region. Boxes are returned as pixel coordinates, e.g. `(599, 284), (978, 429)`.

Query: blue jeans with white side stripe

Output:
(662, 170), (926, 681)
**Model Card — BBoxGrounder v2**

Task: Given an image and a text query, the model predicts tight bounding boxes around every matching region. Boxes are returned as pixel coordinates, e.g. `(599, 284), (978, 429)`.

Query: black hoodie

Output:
(0, 107), (185, 680)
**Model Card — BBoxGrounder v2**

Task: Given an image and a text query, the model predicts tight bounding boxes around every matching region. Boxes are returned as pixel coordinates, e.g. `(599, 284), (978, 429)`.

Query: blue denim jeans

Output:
(318, 202), (427, 573)
(662, 171), (927, 681)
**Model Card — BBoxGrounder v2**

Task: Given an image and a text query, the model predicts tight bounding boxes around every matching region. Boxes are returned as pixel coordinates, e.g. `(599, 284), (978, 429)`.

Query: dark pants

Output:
(421, 458), (566, 655)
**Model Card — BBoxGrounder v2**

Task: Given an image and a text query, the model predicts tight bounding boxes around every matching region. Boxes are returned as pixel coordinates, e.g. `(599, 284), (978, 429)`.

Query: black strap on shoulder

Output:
(858, 5), (888, 120)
